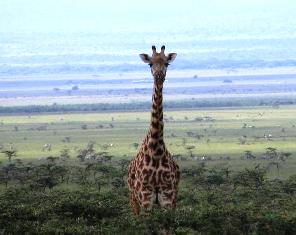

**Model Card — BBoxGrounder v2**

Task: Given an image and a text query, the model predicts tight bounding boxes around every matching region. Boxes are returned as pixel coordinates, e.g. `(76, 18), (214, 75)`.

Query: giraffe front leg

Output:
(159, 187), (177, 209)
(129, 191), (140, 216)
(139, 189), (154, 214)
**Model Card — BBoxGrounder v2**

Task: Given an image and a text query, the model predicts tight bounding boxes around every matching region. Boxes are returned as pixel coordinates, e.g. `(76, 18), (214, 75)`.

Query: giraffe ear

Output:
(139, 54), (151, 63)
(167, 53), (177, 63)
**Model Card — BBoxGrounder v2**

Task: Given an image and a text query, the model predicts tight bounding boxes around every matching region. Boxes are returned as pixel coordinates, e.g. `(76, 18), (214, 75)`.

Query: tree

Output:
(0, 163), (16, 187)
(267, 161), (280, 176)
(279, 152), (292, 161)
(1, 149), (17, 162)
(77, 142), (96, 161)
(60, 148), (70, 160)
(266, 147), (278, 159)
(244, 150), (256, 160)
(84, 162), (96, 182)
(102, 155), (113, 163)
(233, 165), (267, 190)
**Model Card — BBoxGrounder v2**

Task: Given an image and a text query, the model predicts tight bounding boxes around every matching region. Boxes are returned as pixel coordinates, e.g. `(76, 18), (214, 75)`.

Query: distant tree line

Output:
(1, 96), (296, 114)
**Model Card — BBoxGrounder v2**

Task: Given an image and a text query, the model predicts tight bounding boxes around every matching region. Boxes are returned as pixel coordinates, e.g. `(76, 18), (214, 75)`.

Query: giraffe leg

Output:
(159, 186), (177, 209)
(129, 192), (140, 216)
(139, 189), (154, 214)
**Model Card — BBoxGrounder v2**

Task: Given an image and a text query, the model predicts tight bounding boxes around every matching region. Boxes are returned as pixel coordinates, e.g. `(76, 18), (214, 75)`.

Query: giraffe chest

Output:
(135, 154), (175, 187)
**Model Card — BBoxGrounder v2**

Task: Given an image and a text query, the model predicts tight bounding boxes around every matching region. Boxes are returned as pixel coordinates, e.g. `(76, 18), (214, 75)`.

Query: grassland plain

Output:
(1, 105), (296, 178)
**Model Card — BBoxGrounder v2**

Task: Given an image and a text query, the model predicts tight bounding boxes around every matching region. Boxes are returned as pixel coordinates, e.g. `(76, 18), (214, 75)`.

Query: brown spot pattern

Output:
(127, 49), (180, 215)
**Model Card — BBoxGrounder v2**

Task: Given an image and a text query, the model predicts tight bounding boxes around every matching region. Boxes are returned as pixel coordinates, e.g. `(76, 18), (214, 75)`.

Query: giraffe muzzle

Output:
(154, 71), (166, 83)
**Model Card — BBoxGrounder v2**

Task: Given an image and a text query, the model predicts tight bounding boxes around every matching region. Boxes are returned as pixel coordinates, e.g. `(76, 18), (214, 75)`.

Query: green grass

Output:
(1, 106), (296, 177)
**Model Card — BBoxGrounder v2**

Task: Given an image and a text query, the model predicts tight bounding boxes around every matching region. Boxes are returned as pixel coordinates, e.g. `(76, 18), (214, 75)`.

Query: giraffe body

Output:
(127, 46), (180, 215)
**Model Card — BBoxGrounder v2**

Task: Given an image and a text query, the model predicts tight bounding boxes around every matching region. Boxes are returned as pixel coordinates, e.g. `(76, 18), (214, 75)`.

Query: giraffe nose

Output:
(154, 71), (165, 82)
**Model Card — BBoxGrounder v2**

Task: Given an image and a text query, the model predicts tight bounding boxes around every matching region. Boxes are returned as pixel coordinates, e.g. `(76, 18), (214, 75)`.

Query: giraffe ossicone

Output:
(127, 45), (180, 215)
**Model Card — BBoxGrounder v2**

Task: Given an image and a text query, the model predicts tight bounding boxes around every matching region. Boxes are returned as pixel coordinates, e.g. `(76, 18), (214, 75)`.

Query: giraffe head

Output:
(140, 45), (177, 85)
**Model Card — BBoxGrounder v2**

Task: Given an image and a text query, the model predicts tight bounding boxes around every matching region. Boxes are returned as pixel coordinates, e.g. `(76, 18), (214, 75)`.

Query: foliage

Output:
(0, 152), (295, 235)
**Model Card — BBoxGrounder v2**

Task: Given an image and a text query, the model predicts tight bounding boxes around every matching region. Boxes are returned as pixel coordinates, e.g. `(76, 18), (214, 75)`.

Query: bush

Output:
(0, 158), (295, 234)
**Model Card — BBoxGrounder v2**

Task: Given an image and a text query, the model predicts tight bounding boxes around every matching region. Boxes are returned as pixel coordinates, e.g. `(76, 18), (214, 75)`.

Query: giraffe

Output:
(127, 45), (180, 215)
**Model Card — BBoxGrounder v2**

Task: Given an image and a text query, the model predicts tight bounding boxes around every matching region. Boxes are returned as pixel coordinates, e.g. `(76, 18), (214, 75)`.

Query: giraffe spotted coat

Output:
(127, 45), (180, 215)
(128, 136), (180, 214)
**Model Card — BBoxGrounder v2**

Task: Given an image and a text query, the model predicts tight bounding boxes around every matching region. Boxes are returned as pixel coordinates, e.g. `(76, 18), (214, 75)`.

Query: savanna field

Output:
(1, 106), (296, 175)
(0, 106), (296, 234)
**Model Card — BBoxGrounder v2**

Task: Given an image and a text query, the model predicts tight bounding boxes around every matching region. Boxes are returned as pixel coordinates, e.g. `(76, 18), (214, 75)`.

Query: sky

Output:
(0, 0), (296, 76)
(0, 0), (295, 33)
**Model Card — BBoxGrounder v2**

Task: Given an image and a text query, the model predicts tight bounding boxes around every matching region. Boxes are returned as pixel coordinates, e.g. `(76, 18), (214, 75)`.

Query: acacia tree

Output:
(116, 159), (130, 186)
(267, 161), (280, 176)
(267, 151), (291, 176)
(77, 142), (96, 162)
(279, 152), (292, 161)
(84, 162), (97, 182)
(244, 150), (256, 160)
(60, 148), (70, 159)
(0, 163), (16, 188)
(266, 147), (278, 159)
(1, 149), (17, 162)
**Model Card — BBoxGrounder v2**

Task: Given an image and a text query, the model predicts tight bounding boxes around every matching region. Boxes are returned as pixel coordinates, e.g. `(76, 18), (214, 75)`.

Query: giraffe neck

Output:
(147, 79), (165, 159)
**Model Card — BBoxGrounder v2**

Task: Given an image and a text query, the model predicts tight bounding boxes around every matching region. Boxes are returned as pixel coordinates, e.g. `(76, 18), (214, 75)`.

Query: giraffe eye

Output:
(149, 63), (153, 68)
(165, 63), (170, 67)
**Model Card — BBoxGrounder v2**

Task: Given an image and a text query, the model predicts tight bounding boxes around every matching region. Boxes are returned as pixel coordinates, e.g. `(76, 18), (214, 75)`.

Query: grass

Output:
(1, 105), (296, 177)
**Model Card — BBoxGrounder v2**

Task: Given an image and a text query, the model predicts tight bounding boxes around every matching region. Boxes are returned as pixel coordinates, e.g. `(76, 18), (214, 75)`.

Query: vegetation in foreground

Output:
(0, 144), (296, 235)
